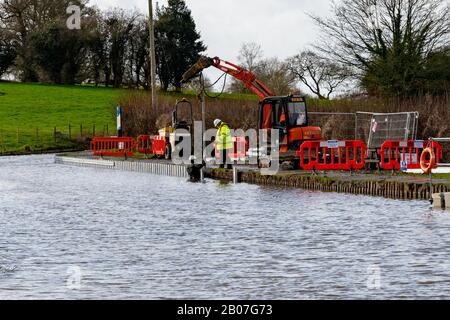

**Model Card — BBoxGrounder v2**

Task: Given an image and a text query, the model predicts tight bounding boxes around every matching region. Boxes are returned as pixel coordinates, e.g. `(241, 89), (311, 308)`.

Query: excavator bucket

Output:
(182, 56), (215, 83)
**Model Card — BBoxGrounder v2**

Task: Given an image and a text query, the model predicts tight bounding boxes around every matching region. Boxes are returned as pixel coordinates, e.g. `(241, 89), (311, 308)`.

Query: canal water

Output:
(0, 155), (449, 299)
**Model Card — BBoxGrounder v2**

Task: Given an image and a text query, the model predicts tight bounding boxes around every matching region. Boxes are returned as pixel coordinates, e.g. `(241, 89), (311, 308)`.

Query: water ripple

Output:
(0, 155), (449, 299)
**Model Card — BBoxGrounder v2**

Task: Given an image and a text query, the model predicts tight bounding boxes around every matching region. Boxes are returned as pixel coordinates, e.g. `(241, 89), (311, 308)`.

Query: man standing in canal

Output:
(214, 119), (233, 169)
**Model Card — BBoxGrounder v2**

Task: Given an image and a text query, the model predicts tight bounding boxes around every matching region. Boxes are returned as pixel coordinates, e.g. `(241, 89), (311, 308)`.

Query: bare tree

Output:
(287, 51), (350, 99)
(311, 0), (450, 96)
(257, 57), (298, 96)
(103, 9), (140, 88)
(0, 0), (88, 81)
(123, 15), (150, 89)
(228, 42), (264, 93)
(238, 42), (263, 71)
(0, 26), (16, 77)
(228, 42), (298, 95)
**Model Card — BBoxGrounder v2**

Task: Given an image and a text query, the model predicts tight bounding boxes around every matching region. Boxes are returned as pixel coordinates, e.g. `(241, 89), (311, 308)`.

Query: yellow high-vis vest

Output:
(216, 123), (233, 150)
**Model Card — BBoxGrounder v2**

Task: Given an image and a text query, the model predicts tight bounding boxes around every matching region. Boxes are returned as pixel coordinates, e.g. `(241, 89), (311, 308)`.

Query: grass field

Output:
(0, 81), (257, 154)
(0, 82), (125, 153)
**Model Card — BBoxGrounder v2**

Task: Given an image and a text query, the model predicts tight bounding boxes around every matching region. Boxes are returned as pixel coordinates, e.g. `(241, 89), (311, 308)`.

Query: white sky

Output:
(90, 0), (332, 59)
(90, 0), (333, 90)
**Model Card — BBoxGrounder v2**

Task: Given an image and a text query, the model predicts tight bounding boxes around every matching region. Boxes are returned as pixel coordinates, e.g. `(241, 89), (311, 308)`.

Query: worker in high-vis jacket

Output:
(214, 119), (233, 169)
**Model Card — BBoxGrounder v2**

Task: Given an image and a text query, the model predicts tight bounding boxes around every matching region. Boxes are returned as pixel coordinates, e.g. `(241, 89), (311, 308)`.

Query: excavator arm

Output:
(182, 56), (274, 101)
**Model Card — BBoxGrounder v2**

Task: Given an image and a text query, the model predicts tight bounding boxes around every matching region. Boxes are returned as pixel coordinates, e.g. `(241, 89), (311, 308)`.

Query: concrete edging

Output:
(432, 193), (450, 210)
(55, 155), (189, 178)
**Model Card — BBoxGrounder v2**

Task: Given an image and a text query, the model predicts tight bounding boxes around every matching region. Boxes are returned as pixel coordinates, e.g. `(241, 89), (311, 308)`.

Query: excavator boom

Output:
(182, 56), (273, 101)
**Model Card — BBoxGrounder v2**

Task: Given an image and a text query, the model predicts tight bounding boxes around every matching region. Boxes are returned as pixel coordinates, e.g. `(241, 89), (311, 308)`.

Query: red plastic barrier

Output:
(91, 137), (136, 157)
(152, 135), (167, 156)
(230, 137), (248, 160)
(137, 135), (153, 154)
(297, 140), (367, 171)
(378, 140), (443, 170)
(215, 137), (249, 161)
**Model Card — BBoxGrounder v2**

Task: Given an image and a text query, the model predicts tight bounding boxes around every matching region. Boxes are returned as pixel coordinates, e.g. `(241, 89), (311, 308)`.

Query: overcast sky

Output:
(90, 0), (332, 60)
(90, 0), (333, 89)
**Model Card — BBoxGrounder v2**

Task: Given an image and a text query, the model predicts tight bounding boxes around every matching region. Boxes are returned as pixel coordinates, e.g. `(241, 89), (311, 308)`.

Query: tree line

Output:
(226, 0), (450, 99)
(310, 0), (450, 97)
(227, 42), (352, 99)
(1, 0), (449, 99)
(0, 0), (205, 91)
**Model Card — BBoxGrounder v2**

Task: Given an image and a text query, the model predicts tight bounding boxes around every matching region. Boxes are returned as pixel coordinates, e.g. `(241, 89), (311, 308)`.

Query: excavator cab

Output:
(260, 96), (308, 129)
(259, 96), (322, 163)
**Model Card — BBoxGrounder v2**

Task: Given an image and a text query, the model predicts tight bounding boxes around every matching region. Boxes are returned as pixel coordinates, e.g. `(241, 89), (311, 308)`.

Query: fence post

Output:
(80, 124), (83, 137)
(106, 124), (109, 136)
(69, 124), (72, 140)
(54, 126), (57, 143)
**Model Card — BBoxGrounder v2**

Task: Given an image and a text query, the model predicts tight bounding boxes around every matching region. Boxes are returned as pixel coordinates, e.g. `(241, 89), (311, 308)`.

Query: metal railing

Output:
(309, 112), (357, 140)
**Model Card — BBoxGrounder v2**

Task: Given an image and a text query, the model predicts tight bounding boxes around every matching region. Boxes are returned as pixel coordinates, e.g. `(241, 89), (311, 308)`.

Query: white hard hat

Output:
(214, 119), (222, 127)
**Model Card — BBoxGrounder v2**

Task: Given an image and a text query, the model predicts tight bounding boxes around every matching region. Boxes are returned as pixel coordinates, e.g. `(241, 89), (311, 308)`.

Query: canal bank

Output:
(55, 153), (450, 201)
(208, 169), (450, 201)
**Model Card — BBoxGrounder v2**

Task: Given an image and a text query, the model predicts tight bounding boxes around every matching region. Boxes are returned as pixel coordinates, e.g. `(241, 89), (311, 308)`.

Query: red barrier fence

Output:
(297, 140), (367, 171)
(137, 135), (153, 154)
(378, 140), (443, 170)
(152, 135), (167, 157)
(215, 137), (249, 161)
(229, 137), (248, 161)
(89, 135), (443, 173)
(90, 137), (136, 157)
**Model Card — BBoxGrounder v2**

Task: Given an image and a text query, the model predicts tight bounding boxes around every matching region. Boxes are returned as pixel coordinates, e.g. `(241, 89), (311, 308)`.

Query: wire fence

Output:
(367, 112), (419, 149)
(431, 138), (450, 165)
(0, 123), (114, 154)
(309, 112), (357, 141)
(309, 111), (419, 148)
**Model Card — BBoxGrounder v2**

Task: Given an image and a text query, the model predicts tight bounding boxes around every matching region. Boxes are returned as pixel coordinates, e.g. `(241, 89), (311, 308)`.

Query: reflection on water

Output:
(0, 155), (449, 299)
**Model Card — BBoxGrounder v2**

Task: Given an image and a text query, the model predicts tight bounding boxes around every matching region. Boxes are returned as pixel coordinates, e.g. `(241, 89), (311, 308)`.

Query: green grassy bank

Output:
(0, 82), (258, 154)
(0, 82), (124, 153)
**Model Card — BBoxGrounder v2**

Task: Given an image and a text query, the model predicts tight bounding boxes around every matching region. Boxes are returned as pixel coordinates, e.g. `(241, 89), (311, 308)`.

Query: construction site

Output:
(55, 55), (450, 207)
(3, 0), (450, 303)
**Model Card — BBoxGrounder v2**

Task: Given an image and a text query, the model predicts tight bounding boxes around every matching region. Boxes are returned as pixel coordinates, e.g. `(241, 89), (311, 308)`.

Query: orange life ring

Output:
(420, 147), (436, 174)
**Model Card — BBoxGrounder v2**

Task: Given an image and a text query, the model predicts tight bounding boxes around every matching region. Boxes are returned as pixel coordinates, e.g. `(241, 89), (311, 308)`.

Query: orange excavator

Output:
(182, 56), (322, 167)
